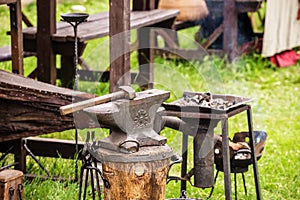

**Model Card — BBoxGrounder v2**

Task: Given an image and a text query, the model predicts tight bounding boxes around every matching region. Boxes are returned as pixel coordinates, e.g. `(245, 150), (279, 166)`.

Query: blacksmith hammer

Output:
(60, 86), (136, 115)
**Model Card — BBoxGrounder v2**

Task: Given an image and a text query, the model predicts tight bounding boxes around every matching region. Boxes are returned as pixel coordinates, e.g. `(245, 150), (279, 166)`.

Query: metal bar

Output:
(94, 161), (102, 200)
(234, 173), (237, 200)
(78, 165), (84, 200)
(221, 119), (232, 200)
(0, 162), (18, 171)
(247, 107), (261, 200)
(83, 169), (89, 200)
(90, 168), (95, 200)
(180, 132), (188, 192)
(165, 111), (227, 120)
(242, 172), (247, 195)
(24, 141), (50, 177)
(227, 105), (249, 118)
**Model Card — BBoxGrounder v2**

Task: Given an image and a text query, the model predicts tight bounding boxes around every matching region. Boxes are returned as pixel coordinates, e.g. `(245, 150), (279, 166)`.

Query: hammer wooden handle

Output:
(60, 90), (125, 115)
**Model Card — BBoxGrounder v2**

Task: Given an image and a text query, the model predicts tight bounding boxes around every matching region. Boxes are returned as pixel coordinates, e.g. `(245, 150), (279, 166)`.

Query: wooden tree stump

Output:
(93, 145), (173, 200)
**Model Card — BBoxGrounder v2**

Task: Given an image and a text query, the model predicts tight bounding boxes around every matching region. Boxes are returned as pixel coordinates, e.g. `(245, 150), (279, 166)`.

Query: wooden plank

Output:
(36, 0), (56, 84)
(0, 70), (97, 142)
(24, 137), (84, 159)
(0, 0), (16, 4)
(109, 0), (131, 92)
(23, 10), (179, 43)
(0, 46), (35, 61)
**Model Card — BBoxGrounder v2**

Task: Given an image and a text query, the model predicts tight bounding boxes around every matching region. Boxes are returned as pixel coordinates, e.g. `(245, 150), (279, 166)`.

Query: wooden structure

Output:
(0, 169), (23, 200)
(0, 70), (95, 172)
(0, 0), (23, 74)
(20, 0), (178, 88)
(155, 0), (262, 61)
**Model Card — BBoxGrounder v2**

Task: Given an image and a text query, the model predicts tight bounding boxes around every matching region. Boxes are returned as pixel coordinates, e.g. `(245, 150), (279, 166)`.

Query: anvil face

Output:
(84, 89), (170, 153)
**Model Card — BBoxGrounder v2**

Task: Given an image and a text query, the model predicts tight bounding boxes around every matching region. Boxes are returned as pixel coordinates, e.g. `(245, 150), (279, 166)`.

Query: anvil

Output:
(84, 89), (170, 153)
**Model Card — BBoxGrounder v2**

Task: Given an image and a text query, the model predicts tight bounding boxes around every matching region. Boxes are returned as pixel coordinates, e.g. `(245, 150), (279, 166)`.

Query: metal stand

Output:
(78, 132), (110, 200)
(61, 13), (89, 182)
(165, 105), (261, 200)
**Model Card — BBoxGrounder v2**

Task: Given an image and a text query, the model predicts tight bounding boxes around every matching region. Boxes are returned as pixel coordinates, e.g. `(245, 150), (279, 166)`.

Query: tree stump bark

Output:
(93, 145), (173, 200)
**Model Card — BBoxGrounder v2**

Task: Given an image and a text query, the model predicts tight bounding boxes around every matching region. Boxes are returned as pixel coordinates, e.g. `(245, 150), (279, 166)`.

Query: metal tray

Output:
(163, 91), (253, 113)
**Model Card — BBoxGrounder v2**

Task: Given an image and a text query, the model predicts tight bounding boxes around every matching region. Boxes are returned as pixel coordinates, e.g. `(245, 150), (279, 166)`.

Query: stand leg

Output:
(242, 172), (247, 196)
(234, 173), (237, 200)
(180, 133), (188, 193)
(247, 107), (261, 200)
(221, 119), (232, 200)
(94, 161), (101, 200)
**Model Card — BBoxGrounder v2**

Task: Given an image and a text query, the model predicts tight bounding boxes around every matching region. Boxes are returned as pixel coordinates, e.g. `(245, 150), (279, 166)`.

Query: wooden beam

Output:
(0, 70), (97, 142)
(24, 137), (84, 159)
(223, 0), (238, 62)
(36, 0), (56, 84)
(0, 0), (16, 4)
(8, 1), (24, 75)
(109, 0), (131, 92)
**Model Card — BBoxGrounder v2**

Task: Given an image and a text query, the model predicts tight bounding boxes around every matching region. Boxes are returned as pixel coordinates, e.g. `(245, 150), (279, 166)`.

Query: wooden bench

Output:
(20, 0), (178, 88)
(154, 0), (262, 61)
(0, 45), (35, 61)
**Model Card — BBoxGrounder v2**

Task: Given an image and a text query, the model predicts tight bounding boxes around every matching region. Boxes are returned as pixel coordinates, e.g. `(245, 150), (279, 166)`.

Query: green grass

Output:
(1, 0), (300, 199)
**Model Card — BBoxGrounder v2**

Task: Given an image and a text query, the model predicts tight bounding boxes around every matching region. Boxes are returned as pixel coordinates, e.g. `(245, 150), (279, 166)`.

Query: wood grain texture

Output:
(102, 159), (169, 200)
(0, 70), (96, 142)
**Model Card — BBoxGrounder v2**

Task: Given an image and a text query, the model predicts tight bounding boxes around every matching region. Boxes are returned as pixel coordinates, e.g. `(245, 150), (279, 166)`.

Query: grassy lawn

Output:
(1, 0), (300, 199)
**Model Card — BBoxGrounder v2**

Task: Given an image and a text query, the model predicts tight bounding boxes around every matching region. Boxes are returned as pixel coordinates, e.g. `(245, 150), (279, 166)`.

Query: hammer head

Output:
(119, 86), (136, 100)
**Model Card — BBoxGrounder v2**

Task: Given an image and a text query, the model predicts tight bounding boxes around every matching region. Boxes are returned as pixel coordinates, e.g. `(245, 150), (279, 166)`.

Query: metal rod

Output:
(78, 165), (84, 200)
(94, 161), (102, 200)
(24, 142), (50, 176)
(234, 172), (237, 200)
(90, 168), (96, 200)
(180, 132), (188, 193)
(221, 119), (232, 200)
(0, 162), (19, 171)
(0, 145), (14, 162)
(83, 168), (89, 200)
(207, 170), (220, 199)
(242, 172), (247, 196)
(247, 107), (261, 200)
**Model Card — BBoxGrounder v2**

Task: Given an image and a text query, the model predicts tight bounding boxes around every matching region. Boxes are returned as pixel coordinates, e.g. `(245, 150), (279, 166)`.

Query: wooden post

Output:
(109, 0), (131, 92)
(36, 0), (56, 84)
(13, 139), (26, 173)
(8, 0), (24, 75)
(133, 0), (156, 90)
(223, 0), (238, 62)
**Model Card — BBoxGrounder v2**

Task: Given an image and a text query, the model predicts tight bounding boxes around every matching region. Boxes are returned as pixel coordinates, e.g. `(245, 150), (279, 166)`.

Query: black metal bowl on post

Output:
(60, 13), (89, 23)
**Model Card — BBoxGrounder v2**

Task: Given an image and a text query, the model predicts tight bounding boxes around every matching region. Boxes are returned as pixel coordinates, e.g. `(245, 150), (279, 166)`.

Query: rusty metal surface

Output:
(90, 145), (173, 163)
(163, 91), (253, 113)
(84, 89), (170, 153)
(162, 91), (252, 189)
